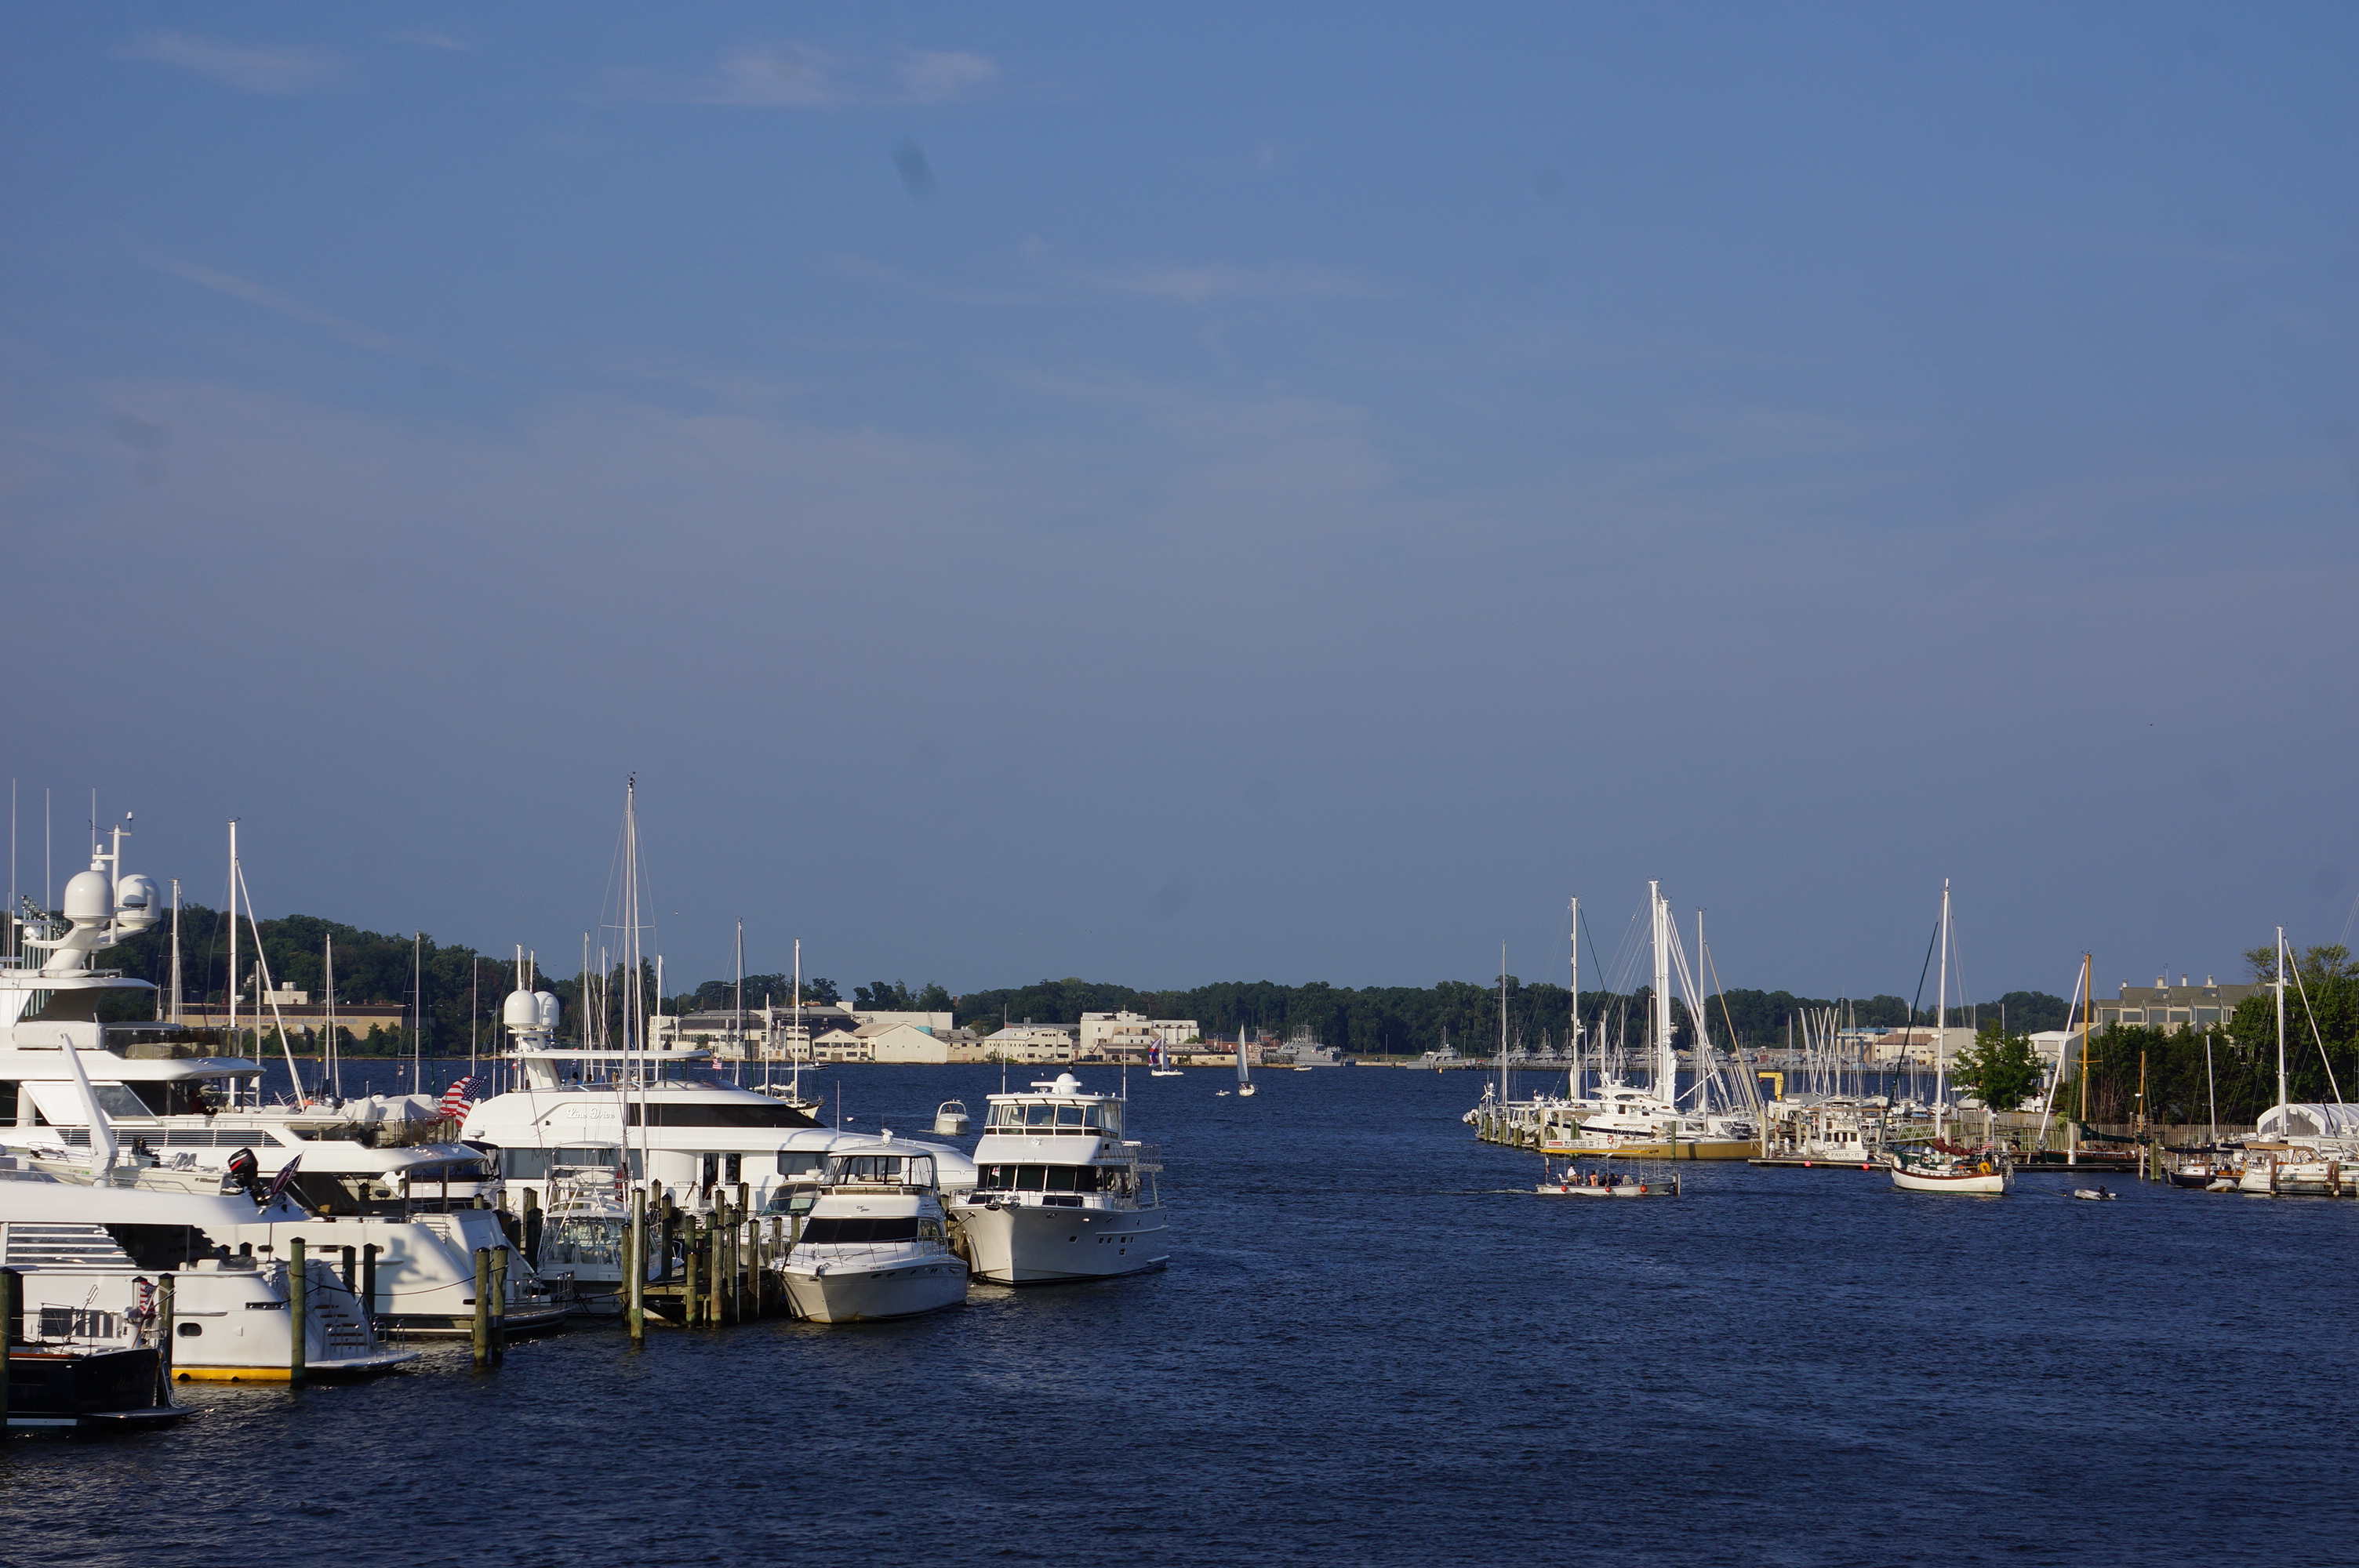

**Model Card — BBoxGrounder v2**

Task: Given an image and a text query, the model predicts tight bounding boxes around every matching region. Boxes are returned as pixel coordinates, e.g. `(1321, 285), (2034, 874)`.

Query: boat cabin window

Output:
(626, 1102), (817, 1128)
(776, 1151), (825, 1178)
(698, 1152), (743, 1191)
(987, 1100), (1121, 1135)
(827, 1153), (935, 1188)
(974, 1163), (1104, 1192)
(798, 1216), (921, 1245)
(495, 1148), (643, 1181)
(88, 1084), (157, 1121)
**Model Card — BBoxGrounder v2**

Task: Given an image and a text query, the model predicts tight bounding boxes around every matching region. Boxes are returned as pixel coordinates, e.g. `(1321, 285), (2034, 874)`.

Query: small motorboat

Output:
(2070, 1187), (2116, 1201)
(1536, 1164), (1678, 1198)
(932, 1100), (970, 1136)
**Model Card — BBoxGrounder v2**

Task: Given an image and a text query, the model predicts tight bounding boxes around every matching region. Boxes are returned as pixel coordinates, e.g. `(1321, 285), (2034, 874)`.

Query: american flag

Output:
(438, 1076), (479, 1120)
(263, 1156), (302, 1207)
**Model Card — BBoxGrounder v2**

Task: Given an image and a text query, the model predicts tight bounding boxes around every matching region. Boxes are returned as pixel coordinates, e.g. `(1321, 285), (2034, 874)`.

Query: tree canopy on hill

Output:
(59, 899), (2083, 1063)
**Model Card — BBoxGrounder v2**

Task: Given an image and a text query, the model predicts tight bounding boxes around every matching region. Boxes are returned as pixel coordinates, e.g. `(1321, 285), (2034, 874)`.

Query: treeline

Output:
(85, 902), (519, 1055)
(2062, 946), (2357, 1125)
(70, 896), (2230, 1076)
(944, 977), (2073, 1057)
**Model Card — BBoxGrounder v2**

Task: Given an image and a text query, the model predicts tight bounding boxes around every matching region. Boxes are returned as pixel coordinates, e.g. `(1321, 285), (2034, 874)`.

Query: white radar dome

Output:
(116, 873), (156, 911)
(500, 989), (543, 1031)
(534, 991), (561, 1029)
(62, 869), (112, 922)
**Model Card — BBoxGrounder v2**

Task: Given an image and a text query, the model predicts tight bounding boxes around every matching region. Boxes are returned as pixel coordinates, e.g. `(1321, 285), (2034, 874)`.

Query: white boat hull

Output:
(959, 1200), (1169, 1284)
(780, 1256), (968, 1322)
(1889, 1164), (2010, 1194)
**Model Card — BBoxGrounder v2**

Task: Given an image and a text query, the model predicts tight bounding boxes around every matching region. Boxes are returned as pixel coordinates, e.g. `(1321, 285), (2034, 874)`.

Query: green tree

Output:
(1953, 1025), (2045, 1112)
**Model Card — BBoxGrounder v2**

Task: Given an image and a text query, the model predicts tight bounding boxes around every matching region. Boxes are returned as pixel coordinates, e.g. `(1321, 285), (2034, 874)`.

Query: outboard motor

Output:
(226, 1146), (264, 1202)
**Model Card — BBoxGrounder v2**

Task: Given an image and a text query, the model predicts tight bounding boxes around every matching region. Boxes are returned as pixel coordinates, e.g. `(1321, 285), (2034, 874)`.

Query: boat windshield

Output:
(798, 1216), (925, 1245)
(972, 1163), (1111, 1192)
(984, 1100), (1121, 1135)
(541, 1215), (627, 1266)
(827, 1153), (936, 1188)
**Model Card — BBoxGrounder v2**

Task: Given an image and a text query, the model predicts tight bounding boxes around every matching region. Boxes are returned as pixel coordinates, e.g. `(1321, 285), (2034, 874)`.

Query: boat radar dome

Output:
(62, 868), (112, 922)
(1051, 1073), (1081, 1095)
(534, 991), (561, 1029)
(501, 988), (543, 1033)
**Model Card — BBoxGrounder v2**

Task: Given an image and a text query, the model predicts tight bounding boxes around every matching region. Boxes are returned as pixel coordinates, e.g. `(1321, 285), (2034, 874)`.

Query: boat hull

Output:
(958, 1200), (1170, 1285)
(780, 1258), (967, 1322)
(1890, 1166), (2010, 1194)
(1539, 1138), (1755, 1161)
(5, 1346), (190, 1429)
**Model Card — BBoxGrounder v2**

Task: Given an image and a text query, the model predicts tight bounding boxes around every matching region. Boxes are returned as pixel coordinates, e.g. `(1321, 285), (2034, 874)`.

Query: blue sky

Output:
(3, 5), (2354, 1000)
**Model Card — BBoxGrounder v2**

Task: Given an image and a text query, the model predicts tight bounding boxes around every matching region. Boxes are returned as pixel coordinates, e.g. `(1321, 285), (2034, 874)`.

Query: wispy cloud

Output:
(123, 32), (343, 96)
(1081, 263), (1387, 305)
(150, 258), (450, 368)
(627, 42), (999, 108)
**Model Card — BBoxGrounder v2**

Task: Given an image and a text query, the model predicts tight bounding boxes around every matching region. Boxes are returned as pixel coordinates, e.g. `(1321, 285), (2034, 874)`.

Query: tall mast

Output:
(1650, 881), (1673, 1102)
(735, 917), (745, 1062)
(1568, 895), (1580, 1101)
(325, 931), (337, 1102)
(168, 878), (182, 1023)
(792, 937), (803, 1100)
(227, 821), (238, 1084)
(2275, 926), (2288, 1123)
(1934, 880), (1950, 1141)
(1499, 942), (1509, 1108)
(412, 931), (423, 1091)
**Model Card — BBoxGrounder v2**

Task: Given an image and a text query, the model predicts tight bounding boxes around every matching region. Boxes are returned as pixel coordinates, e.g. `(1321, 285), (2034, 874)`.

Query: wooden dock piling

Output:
(156, 1272), (175, 1389)
(627, 1188), (646, 1345)
(472, 1248), (492, 1368)
(489, 1247), (508, 1362)
(289, 1238), (307, 1387)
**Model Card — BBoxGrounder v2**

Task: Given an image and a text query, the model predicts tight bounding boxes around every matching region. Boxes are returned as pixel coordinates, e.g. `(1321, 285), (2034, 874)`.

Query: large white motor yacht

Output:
(777, 1145), (968, 1322)
(0, 1152), (415, 1380)
(958, 1072), (1168, 1285)
(462, 985), (976, 1222)
(2, 839), (566, 1336)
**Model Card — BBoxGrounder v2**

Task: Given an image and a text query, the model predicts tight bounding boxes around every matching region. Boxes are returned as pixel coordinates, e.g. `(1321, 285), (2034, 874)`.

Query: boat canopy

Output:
(2256, 1104), (2359, 1139)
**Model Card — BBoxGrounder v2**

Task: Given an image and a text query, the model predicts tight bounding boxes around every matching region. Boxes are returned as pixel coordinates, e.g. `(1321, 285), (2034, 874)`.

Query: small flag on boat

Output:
(262, 1156), (302, 1207)
(438, 1076), (479, 1120)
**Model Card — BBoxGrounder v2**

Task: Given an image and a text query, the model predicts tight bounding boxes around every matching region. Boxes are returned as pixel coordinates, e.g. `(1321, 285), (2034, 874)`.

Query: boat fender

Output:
(1637, 1183), (1648, 1195)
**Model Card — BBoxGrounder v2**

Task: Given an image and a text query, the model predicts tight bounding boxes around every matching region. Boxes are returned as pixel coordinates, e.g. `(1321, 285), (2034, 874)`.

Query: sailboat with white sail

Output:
(1235, 1032), (1257, 1098)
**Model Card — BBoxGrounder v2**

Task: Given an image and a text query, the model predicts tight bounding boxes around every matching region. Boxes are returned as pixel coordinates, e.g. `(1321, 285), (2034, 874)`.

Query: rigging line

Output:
(1906, 918), (1939, 1027)
(2284, 952), (2346, 1106)
(2340, 884), (2359, 955)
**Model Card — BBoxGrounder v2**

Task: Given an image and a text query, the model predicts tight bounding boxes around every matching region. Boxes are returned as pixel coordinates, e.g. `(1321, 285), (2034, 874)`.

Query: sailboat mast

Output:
(1568, 895), (1579, 1101)
(2275, 925), (2288, 1123)
(168, 878), (182, 1024)
(1650, 881), (1673, 1102)
(1934, 880), (1950, 1141)
(227, 820), (238, 1088)
(1499, 942), (1509, 1108)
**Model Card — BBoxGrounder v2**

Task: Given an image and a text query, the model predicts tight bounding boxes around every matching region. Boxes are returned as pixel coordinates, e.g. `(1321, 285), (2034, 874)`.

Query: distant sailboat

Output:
(1236, 1031), (1257, 1098)
(1149, 1040), (1183, 1078)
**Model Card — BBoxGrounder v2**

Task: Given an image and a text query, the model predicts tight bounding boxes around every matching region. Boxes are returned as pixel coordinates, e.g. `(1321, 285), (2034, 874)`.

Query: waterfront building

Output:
(981, 1023), (1078, 1063)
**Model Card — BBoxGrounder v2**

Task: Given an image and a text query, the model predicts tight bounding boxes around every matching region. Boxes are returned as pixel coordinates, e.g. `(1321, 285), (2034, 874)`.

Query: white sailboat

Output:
(1887, 880), (2012, 1195)
(1147, 1040), (1183, 1077)
(1235, 1032), (1257, 1098)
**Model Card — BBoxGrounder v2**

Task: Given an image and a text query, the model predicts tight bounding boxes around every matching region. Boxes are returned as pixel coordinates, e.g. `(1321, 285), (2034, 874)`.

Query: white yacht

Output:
(0, 1155), (415, 1381)
(462, 983), (976, 1220)
(777, 1145), (968, 1322)
(958, 1073), (1168, 1285)
(2, 836), (567, 1336)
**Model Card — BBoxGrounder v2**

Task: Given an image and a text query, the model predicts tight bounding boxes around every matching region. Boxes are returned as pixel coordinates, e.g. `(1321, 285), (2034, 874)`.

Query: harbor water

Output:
(5, 1062), (2354, 1566)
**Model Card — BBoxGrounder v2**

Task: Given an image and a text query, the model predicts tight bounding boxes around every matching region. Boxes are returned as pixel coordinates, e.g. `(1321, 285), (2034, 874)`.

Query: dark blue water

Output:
(5, 1064), (2354, 1566)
